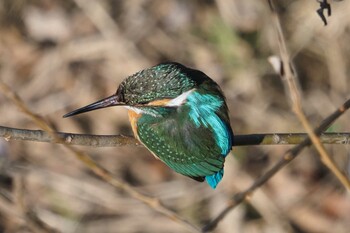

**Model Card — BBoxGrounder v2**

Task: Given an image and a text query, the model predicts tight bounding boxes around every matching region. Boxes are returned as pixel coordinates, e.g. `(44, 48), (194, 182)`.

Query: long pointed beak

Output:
(63, 94), (122, 118)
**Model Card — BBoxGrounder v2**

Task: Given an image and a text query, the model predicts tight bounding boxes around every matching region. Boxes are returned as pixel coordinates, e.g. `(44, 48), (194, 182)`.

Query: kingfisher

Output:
(63, 62), (233, 189)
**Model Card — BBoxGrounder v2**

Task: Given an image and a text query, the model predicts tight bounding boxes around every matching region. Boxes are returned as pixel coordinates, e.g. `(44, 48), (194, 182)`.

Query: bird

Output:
(63, 62), (233, 189)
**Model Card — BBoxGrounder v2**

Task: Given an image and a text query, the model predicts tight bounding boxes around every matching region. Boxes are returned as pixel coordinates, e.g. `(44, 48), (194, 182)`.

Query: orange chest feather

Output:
(128, 110), (142, 139)
(147, 99), (171, 106)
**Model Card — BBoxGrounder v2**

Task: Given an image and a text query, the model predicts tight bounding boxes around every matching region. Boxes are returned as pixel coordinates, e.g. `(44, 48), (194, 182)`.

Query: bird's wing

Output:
(136, 115), (229, 179)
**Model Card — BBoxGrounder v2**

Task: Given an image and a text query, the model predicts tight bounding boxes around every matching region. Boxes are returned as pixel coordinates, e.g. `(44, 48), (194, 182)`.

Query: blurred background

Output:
(0, 0), (350, 232)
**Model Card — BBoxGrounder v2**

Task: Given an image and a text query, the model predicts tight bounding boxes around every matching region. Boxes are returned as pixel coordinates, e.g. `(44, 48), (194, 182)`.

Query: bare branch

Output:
(1, 125), (350, 147)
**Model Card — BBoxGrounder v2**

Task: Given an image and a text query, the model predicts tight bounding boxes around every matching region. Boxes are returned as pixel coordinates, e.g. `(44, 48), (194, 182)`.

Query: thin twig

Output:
(203, 1), (350, 231)
(0, 80), (201, 233)
(269, 0), (350, 190)
(1, 125), (350, 147)
(202, 97), (350, 232)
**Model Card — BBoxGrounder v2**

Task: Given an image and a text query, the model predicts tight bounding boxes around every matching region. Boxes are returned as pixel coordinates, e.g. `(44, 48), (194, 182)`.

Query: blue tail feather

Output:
(205, 169), (224, 189)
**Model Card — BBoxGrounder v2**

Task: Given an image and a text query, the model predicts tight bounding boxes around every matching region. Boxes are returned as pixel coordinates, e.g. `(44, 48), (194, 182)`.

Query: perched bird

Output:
(64, 62), (233, 189)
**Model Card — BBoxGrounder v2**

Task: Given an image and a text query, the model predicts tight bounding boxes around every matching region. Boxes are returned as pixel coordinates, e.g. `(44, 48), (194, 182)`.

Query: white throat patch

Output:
(125, 106), (143, 114)
(166, 89), (195, 107)
(125, 106), (159, 117)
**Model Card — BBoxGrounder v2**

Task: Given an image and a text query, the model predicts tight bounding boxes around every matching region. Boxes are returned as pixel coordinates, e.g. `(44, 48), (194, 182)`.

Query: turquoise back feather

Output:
(187, 92), (232, 155)
(187, 91), (232, 188)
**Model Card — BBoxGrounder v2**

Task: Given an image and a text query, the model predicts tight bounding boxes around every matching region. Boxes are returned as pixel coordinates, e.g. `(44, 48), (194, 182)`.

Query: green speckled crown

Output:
(117, 63), (201, 105)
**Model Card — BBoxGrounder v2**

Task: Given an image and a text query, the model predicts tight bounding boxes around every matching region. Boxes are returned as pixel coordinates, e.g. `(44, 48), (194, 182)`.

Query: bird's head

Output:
(63, 62), (208, 118)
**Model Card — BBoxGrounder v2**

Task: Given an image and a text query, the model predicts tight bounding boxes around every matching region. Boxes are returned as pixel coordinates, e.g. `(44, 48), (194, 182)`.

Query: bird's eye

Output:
(116, 85), (125, 103)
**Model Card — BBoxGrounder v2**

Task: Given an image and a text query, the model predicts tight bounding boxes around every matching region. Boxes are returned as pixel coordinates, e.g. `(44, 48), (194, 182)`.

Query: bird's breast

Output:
(128, 109), (142, 139)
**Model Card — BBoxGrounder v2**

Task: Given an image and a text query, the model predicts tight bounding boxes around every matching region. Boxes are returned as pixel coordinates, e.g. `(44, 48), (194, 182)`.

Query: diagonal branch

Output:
(202, 97), (350, 232)
(268, 0), (350, 190)
(203, 1), (350, 231)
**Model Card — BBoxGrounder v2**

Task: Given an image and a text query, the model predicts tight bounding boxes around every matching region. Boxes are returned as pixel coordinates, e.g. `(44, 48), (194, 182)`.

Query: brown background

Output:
(0, 0), (349, 232)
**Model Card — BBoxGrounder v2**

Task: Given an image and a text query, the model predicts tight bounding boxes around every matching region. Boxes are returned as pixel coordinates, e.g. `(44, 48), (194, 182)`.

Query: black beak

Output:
(63, 94), (123, 118)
